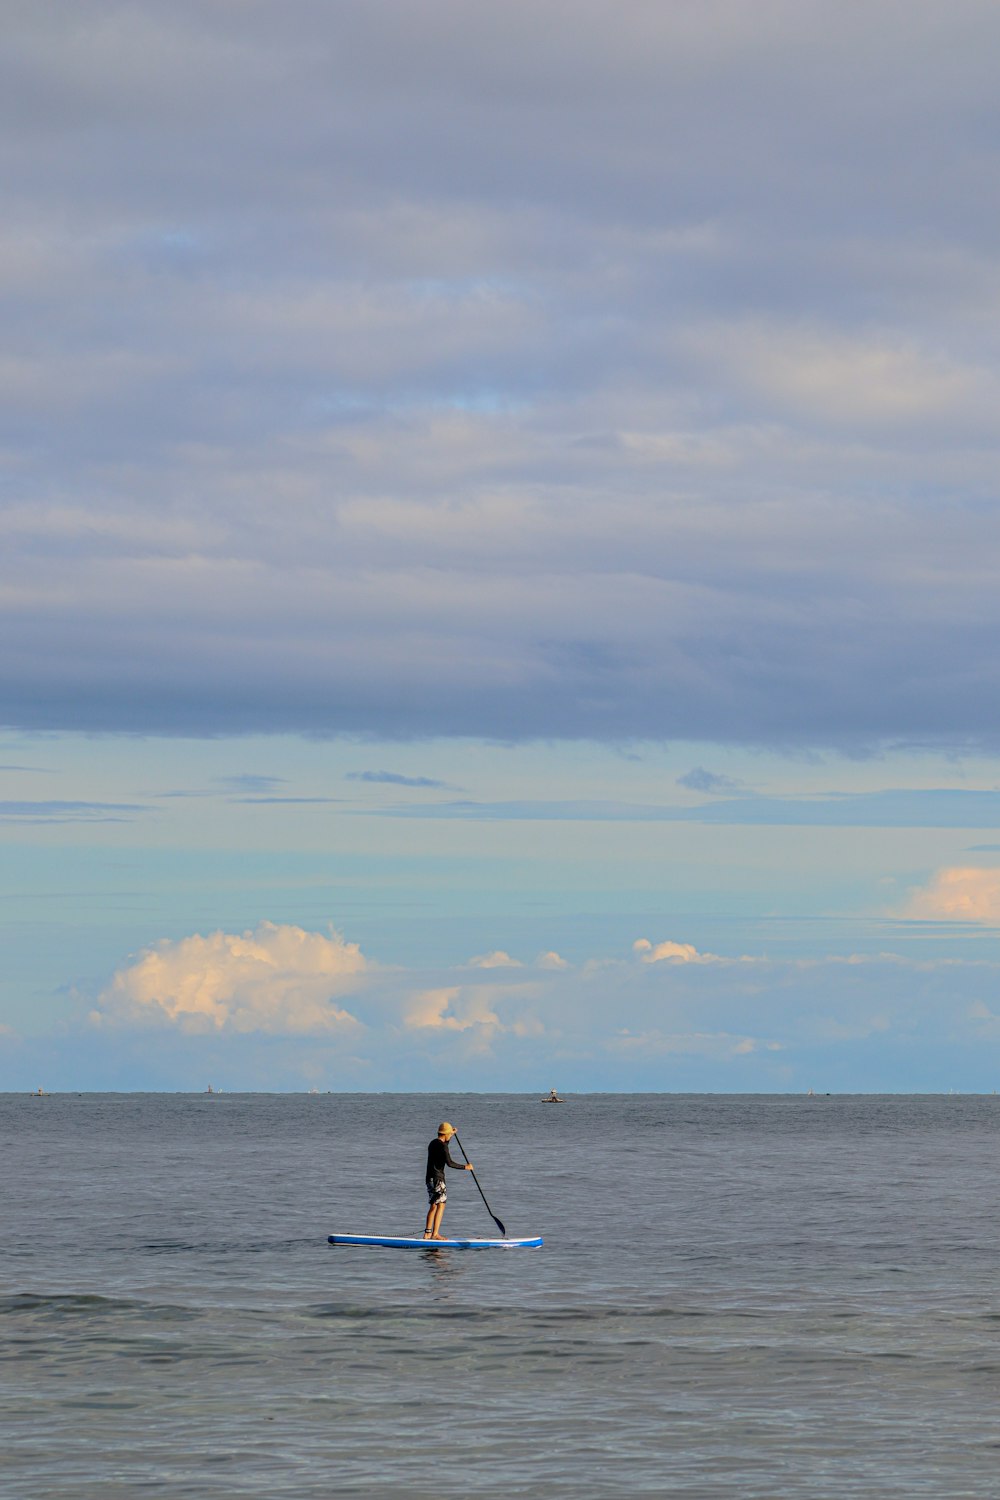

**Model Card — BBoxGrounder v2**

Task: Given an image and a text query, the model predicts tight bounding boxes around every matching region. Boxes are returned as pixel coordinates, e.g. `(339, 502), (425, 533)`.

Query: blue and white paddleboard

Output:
(328, 1233), (543, 1250)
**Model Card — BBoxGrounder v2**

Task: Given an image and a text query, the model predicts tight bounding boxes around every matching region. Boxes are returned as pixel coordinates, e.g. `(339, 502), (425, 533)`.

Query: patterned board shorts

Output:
(426, 1175), (447, 1206)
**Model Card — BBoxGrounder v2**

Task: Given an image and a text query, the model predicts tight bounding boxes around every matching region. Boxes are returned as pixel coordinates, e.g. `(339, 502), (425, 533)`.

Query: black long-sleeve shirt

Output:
(426, 1137), (463, 1184)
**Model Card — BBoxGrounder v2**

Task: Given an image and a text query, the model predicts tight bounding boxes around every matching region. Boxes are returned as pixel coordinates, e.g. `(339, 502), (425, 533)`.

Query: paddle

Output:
(452, 1132), (506, 1238)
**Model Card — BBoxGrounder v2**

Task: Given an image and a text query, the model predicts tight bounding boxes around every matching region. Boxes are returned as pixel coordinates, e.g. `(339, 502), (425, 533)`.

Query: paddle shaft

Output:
(452, 1132), (506, 1238)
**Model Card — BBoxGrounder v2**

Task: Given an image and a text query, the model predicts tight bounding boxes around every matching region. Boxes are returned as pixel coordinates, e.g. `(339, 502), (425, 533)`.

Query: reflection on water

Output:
(419, 1245), (464, 1296)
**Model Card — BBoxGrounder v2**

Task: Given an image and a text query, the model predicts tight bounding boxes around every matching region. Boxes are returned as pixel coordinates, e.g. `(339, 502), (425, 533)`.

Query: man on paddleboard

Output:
(424, 1121), (473, 1240)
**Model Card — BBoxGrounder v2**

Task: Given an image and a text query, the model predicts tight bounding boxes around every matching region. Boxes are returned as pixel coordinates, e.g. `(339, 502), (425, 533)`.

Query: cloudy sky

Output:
(4, 0), (1000, 1090)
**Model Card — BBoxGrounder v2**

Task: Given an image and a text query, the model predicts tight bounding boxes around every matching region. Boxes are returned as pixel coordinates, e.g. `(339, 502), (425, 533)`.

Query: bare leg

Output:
(424, 1197), (446, 1239)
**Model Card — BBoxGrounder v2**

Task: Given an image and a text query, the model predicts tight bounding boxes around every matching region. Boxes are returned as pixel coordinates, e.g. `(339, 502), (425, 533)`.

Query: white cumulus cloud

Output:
(93, 921), (367, 1035)
(402, 977), (548, 1058)
(634, 938), (710, 964)
(404, 986), (501, 1032)
(468, 950), (522, 968)
(905, 867), (1000, 923)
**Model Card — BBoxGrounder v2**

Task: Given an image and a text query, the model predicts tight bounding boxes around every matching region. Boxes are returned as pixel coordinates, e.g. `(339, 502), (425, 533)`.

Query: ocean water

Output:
(4, 1092), (1000, 1498)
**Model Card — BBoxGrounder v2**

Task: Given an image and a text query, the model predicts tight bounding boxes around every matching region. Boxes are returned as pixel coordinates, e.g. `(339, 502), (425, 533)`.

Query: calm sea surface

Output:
(4, 1092), (1000, 1497)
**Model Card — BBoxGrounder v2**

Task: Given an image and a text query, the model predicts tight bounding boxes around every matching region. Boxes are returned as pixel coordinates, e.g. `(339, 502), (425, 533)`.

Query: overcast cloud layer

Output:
(5, 2), (1000, 745)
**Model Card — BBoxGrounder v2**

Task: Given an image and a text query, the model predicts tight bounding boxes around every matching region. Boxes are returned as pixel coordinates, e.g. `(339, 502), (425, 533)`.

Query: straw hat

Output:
(437, 1121), (455, 1138)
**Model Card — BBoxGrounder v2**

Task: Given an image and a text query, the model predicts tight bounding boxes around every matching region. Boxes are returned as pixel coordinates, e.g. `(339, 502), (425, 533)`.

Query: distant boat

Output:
(541, 1089), (564, 1103)
(807, 1087), (815, 1096)
(205, 1085), (214, 1094)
